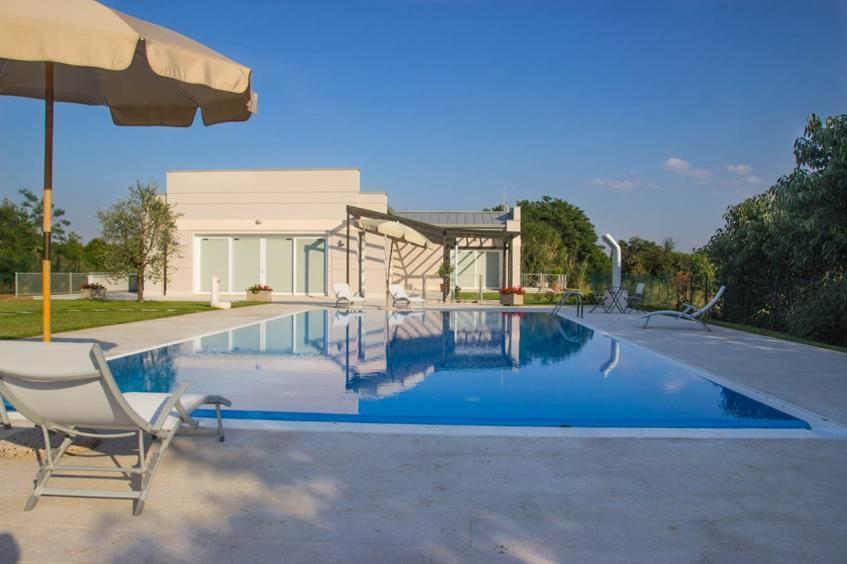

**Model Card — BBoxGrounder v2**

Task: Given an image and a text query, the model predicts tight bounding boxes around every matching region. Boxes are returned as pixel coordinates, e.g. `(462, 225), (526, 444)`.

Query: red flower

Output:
(499, 286), (526, 295)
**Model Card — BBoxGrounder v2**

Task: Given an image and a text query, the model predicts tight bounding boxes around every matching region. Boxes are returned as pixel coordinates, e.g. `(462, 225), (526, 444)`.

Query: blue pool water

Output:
(107, 309), (809, 429)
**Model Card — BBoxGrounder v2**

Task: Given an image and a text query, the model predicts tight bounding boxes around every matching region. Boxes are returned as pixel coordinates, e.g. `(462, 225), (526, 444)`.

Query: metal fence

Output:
(586, 272), (718, 312)
(14, 272), (132, 296)
(521, 273), (568, 291)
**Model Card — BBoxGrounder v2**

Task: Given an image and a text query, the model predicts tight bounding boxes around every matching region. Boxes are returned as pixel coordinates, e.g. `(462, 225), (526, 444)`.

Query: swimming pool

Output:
(107, 309), (809, 429)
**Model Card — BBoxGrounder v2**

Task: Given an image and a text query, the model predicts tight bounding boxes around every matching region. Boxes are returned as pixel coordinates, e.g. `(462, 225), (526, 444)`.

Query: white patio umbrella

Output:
(0, 0), (256, 341)
(357, 218), (430, 306)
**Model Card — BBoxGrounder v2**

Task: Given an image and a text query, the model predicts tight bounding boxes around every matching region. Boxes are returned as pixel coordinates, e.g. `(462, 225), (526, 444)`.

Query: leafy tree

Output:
(517, 196), (607, 286)
(521, 222), (567, 274)
(98, 182), (180, 302)
(0, 198), (39, 280)
(706, 114), (847, 345)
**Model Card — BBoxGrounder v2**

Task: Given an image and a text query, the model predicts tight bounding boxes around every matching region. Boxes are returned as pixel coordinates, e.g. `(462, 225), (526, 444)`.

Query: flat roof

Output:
(394, 210), (511, 227)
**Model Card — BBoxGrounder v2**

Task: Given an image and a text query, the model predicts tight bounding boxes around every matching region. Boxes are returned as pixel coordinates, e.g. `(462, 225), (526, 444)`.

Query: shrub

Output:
(786, 278), (847, 346)
(80, 282), (105, 290)
(247, 283), (273, 294)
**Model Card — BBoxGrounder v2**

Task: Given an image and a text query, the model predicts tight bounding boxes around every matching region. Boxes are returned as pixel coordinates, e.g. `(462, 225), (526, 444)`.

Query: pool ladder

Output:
(552, 290), (584, 318)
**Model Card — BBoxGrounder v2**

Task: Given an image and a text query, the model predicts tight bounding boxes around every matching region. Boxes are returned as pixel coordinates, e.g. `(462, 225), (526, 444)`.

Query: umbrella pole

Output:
(42, 62), (54, 342)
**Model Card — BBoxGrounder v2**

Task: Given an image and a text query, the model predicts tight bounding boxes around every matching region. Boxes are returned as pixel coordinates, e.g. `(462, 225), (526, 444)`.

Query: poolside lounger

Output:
(641, 286), (726, 331)
(0, 392), (10, 429)
(333, 283), (366, 308)
(627, 282), (646, 313)
(0, 341), (231, 516)
(389, 284), (425, 308)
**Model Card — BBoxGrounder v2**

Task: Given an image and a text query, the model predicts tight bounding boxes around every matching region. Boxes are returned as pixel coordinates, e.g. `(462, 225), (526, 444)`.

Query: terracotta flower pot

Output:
(500, 293), (523, 306)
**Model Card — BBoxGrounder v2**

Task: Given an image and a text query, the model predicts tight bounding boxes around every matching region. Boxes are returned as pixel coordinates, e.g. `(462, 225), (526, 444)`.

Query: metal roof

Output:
(394, 210), (510, 227)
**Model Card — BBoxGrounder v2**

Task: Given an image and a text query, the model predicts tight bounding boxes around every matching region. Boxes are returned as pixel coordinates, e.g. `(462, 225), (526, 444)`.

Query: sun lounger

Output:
(641, 286), (726, 331)
(333, 283), (366, 308)
(0, 341), (231, 516)
(389, 284), (425, 308)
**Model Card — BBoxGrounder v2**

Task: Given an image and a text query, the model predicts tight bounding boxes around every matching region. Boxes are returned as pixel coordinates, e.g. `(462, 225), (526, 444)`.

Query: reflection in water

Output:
(599, 338), (621, 378)
(106, 309), (808, 429)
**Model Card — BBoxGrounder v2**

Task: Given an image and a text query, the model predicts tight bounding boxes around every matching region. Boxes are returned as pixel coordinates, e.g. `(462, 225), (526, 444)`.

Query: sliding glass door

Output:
(196, 235), (326, 295)
(266, 237), (293, 293)
(296, 238), (326, 295)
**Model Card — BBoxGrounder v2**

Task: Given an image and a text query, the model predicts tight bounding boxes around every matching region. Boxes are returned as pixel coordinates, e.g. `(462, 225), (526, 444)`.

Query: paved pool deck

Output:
(1, 301), (846, 563)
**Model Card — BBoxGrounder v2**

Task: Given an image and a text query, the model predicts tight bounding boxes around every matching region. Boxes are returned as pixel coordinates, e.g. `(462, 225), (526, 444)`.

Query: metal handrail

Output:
(552, 290), (583, 318)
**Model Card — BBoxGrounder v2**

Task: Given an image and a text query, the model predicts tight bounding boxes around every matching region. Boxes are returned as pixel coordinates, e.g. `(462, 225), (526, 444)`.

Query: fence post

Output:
(68, 272), (72, 294)
(14, 272), (18, 297)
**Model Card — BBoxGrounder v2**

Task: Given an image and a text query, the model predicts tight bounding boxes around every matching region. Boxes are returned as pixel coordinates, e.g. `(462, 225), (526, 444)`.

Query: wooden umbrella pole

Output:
(42, 62), (54, 342)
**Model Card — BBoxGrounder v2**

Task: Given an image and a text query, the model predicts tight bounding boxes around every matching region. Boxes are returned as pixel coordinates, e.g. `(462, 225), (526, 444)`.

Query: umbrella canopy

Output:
(0, 0), (255, 341)
(0, 0), (255, 126)
(357, 218), (430, 249)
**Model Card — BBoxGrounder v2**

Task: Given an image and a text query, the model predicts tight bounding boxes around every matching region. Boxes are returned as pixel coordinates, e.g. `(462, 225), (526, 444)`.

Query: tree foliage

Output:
(98, 182), (180, 302)
(706, 114), (847, 345)
(518, 196), (608, 285)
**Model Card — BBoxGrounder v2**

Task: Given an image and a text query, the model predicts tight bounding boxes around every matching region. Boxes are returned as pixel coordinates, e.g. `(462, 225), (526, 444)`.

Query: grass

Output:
(0, 298), (264, 340)
(706, 319), (847, 354)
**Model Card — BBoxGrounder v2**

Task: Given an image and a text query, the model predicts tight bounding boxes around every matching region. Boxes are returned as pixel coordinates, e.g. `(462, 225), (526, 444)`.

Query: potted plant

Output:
(246, 283), (273, 302)
(499, 286), (526, 306)
(436, 260), (455, 301)
(80, 282), (107, 300)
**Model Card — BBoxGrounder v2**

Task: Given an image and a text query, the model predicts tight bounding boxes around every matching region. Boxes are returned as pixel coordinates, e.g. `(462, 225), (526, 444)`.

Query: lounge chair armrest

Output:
(681, 304), (696, 313)
(151, 382), (191, 432)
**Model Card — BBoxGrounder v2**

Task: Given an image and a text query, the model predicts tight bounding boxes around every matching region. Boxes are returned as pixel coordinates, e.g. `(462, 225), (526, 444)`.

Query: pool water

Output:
(107, 309), (808, 429)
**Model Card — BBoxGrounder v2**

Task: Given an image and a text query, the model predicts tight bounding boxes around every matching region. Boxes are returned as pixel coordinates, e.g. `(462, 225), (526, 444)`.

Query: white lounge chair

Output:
(389, 284), (425, 308)
(641, 286), (726, 331)
(333, 283), (366, 308)
(0, 392), (10, 429)
(0, 341), (231, 516)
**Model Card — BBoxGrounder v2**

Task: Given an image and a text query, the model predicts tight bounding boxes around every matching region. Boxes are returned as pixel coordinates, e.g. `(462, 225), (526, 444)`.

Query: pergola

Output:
(345, 205), (517, 300)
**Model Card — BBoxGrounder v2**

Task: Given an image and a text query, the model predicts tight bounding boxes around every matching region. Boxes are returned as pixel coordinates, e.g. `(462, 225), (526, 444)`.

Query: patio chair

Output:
(0, 392), (10, 429)
(0, 341), (231, 516)
(333, 283), (365, 308)
(389, 284), (425, 309)
(627, 282), (646, 313)
(641, 286), (726, 331)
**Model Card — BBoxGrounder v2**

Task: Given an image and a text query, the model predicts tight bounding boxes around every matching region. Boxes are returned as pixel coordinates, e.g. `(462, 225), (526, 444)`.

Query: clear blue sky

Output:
(1, 0), (844, 250)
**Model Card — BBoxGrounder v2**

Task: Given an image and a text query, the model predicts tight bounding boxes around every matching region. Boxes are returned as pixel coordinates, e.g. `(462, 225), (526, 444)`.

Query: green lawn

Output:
(705, 319), (847, 354)
(0, 299), (264, 340)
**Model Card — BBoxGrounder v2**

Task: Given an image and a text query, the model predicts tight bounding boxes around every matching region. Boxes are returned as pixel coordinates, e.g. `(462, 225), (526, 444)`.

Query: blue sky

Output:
(1, 0), (844, 250)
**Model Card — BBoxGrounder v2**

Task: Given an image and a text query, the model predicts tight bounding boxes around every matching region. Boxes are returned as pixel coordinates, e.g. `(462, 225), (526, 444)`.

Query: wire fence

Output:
(12, 272), (133, 296)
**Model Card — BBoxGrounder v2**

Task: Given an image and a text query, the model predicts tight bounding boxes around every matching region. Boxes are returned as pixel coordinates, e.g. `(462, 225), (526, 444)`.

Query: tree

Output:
(517, 196), (608, 286)
(0, 198), (39, 281)
(16, 188), (72, 267)
(521, 222), (567, 274)
(706, 113), (847, 345)
(98, 182), (180, 302)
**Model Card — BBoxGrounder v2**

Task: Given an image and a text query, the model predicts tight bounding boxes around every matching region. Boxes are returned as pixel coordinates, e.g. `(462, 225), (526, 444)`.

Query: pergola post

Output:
(346, 211), (351, 284)
(358, 228), (365, 297)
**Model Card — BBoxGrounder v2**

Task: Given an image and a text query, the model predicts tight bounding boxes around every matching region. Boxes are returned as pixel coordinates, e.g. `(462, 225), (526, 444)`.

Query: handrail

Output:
(552, 290), (583, 318)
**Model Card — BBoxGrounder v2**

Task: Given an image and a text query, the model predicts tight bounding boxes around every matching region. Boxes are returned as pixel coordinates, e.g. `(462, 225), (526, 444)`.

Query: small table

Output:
(590, 286), (628, 314)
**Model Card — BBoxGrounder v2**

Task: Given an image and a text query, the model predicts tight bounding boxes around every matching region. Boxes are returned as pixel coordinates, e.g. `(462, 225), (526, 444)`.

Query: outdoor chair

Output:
(389, 284), (425, 308)
(641, 286), (726, 331)
(0, 341), (231, 516)
(627, 282), (646, 313)
(333, 283), (366, 308)
(0, 392), (10, 429)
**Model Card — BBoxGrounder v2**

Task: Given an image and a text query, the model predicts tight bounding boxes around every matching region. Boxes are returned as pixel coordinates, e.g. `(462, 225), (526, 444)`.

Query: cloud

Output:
(663, 157), (712, 180)
(589, 178), (639, 193)
(726, 163), (753, 175)
(725, 163), (761, 185)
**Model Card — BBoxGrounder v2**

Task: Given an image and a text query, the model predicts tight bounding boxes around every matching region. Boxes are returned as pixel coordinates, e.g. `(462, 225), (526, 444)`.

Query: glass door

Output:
(199, 238), (229, 292)
(265, 237), (294, 293)
(296, 238), (326, 295)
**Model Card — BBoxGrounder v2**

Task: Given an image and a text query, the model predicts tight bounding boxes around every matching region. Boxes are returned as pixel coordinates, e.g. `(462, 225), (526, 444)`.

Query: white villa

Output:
(147, 169), (521, 299)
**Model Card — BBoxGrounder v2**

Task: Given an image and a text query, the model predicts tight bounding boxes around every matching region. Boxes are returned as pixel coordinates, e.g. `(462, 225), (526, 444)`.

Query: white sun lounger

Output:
(641, 286), (726, 331)
(333, 283), (366, 308)
(0, 341), (231, 516)
(389, 284), (425, 308)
